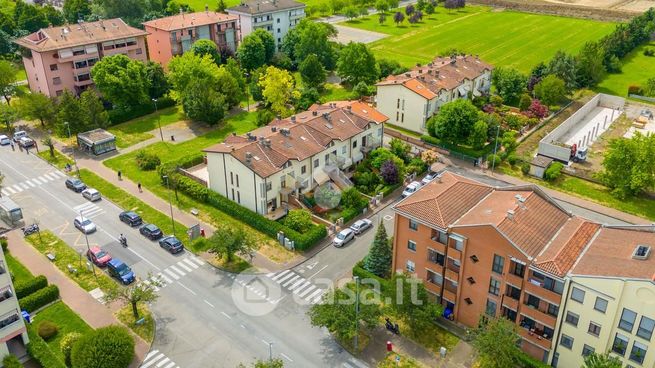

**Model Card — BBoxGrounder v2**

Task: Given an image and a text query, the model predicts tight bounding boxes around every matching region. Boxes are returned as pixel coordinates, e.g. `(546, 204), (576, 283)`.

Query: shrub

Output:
(61, 332), (82, 367)
(380, 160), (399, 184)
(518, 94), (531, 111)
(486, 154), (501, 168)
(340, 187), (367, 210)
(544, 162), (564, 181)
(521, 162), (530, 175)
(352, 260), (390, 292)
(15, 275), (48, 299)
(70, 326), (134, 368)
(628, 85), (643, 95)
(135, 150), (161, 171)
(0, 237), (7, 252)
(26, 327), (66, 368)
(643, 48), (654, 57)
(2, 354), (24, 368)
(19, 285), (59, 313)
(283, 209), (313, 232)
(506, 153), (519, 166)
(37, 321), (58, 340)
(340, 207), (362, 224)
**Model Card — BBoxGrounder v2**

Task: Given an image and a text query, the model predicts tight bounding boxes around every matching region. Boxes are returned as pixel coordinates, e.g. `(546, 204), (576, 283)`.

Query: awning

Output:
(340, 157), (353, 169)
(473, 89), (481, 97)
(352, 151), (364, 163)
(279, 187), (293, 194)
(313, 169), (330, 185)
(457, 85), (468, 97)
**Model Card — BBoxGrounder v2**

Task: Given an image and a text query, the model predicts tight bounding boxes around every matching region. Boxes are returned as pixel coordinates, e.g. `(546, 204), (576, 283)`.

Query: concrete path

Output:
(5, 231), (150, 368)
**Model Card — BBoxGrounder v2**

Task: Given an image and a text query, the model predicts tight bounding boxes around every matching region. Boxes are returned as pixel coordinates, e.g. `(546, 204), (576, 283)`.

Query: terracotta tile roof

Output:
(571, 225), (655, 281)
(142, 11), (238, 31)
(534, 219), (601, 277)
(227, 0), (305, 14)
(14, 19), (147, 52)
(403, 79), (437, 99)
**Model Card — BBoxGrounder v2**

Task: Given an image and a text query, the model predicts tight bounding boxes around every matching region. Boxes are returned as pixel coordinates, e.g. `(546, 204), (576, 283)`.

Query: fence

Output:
(629, 94), (655, 103)
(384, 129), (480, 164)
(178, 165), (207, 187)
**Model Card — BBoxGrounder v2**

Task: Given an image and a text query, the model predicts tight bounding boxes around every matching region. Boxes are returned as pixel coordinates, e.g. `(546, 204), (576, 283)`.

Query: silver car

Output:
(81, 188), (102, 202)
(350, 219), (373, 235)
(421, 172), (438, 185)
(333, 228), (355, 247)
(74, 216), (96, 234)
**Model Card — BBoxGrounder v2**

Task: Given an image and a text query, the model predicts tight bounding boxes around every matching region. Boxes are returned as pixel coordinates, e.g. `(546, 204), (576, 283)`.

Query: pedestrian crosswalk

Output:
(73, 202), (104, 219)
(343, 357), (369, 368)
(140, 350), (180, 368)
(144, 256), (205, 291)
(0, 170), (66, 196)
(266, 269), (326, 304)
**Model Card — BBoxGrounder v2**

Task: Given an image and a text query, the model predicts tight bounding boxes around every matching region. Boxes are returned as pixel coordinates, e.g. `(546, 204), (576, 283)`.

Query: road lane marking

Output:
(261, 339), (269, 345)
(177, 281), (196, 295)
(43, 173), (55, 181)
(288, 278), (306, 290)
(306, 265), (328, 280)
(293, 282), (311, 294)
(240, 324), (246, 329)
(26, 180), (36, 187)
(162, 363), (176, 368)
(311, 290), (325, 304)
(204, 299), (215, 308)
(1, 189), (7, 196)
(306, 289), (323, 301)
(140, 353), (164, 368)
(280, 353), (293, 362)
(52, 171), (66, 178)
(275, 272), (295, 284)
(19, 183), (29, 189)
(297, 284), (316, 297)
(169, 265), (186, 276)
(182, 258), (199, 269)
(189, 256), (205, 265)
(10, 185), (21, 192)
(220, 311), (232, 319)
(282, 275), (300, 287)
(271, 269), (290, 280)
(155, 358), (170, 367)
(144, 350), (159, 361)
(31, 177), (42, 185)
(164, 269), (180, 280)
(176, 261), (192, 272)
(158, 272), (173, 284)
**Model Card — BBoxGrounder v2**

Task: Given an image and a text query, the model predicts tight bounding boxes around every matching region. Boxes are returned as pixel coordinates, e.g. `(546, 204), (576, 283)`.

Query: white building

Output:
(226, 0), (305, 49)
(0, 244), (29, 360)
(203, 101), (387, 216)
(376, 55), (493, 135)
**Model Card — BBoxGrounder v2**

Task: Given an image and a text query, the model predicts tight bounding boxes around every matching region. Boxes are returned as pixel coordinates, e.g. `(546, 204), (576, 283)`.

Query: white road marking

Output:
(169, 265), (186, 276)
(26, 179), (36, 187)
(140, 353), (164, 368)
(163, 363), (176, 368)
(158, 272), (173, 284)
(164, 269), (180, 280)
(10, 185), (21, 192)
(176, 261), (192, 273)
(271, 269), (290, 280)
(297, 284), (316, 297)
(189, 256), (205, 265)
(144, 350), (159, 361)
(52, 171), (66, 178)
(182, 258), (199, 269)
(282, 275), (300, 287)
(306, 289), (323, 301)
(19, 182), (29, 189)
(240, 324), (246, 329)
(155, 357), (170, 367)
(280, 353), (293, 362)
(288, 278), (306, 291)
(306, 265), (328, 280)
(275, 272), (295, 284)
(1, 189), (8, 196)
(177, 281), (196, 295)
(220, 311), (232, 319)
(204, 299), (215, 308)
(311, 290), (325, 304)
(31, 177), (42, 185)
(43, 173), (55, 181)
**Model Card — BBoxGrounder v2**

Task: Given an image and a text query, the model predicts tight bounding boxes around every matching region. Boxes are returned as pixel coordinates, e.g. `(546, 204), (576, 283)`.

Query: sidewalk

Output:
(6, 231), (150, 368)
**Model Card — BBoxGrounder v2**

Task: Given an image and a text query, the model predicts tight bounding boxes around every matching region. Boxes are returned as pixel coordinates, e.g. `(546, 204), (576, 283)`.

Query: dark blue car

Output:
(159, 236), (184, 254)
(107, 259), (135, 285)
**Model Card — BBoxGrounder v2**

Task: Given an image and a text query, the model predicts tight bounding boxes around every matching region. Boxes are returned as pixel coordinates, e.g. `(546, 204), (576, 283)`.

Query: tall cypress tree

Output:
(364, 225), (392, 278)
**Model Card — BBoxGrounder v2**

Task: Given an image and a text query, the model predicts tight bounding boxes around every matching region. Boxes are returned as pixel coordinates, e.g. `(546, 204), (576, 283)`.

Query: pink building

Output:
(143, 10), (239, 69)
(14, 19), (148, 97)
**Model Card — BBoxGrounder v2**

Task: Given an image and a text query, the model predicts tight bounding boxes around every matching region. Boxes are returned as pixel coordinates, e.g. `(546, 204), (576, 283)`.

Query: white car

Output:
(421, 172), (438, 185)
(333, 228), (355, 247)
(81, 188), (102, 202)
(74, 216), (96, 234)
(350, 219), (373, 235)
(19, 137), (35, 148)
(0, 135), (10, 145)
(13, 131), (27, 142)
(401, 181), (422, 198)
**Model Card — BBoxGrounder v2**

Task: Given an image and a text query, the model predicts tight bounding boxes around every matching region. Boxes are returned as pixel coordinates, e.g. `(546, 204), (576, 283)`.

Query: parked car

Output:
(421, 172), (438, 185)
(333, 228), (355, 247)
(86, 246), (112, 267)
(159, 236), (184, 254)
(81, 188), (101, 202)
(401, 181), (422, 198)
(12, 131), (27, 142)
(139, 224), (163, 240)
(73, 216), (96, 234)
(18, 137), (35, 148)
(119, 211), (142, 227)
(107, 258), (135, 285)
(65, 178), (87, 192)
(350, 219), (373, 235)
(0, 135), (10, 146)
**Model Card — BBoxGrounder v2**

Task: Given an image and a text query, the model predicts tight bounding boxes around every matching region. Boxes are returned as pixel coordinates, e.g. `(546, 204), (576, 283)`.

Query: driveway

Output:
(332, 25), (388, 44)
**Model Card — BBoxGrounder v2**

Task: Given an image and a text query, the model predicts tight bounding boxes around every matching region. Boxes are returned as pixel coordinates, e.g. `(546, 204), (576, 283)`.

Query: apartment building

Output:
(203, 101), (387, 216)
(0, 245), (29, 359)
(14, 19), (147, 97)
(226, 0), (305, 48)
(376, 55), (493, 134)
(143, 9), (239, 68)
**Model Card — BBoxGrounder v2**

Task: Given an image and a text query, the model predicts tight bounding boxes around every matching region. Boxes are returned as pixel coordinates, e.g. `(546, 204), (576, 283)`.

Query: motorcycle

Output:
(22, 224), (40, 236)
(119, 236), (128, 248)
(385, 318), (400, 335)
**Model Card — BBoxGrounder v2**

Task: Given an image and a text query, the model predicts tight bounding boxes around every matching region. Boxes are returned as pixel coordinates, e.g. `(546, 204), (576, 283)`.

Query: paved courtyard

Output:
(332, 24), (388, 44)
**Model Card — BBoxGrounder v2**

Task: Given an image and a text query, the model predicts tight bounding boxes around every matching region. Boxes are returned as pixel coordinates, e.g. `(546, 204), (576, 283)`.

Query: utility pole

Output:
(354, 275), (360, 352)
(491, 123), (500, 175)
(64, 122), (80, 178)
(268, 341), (273, 361)
(80, 210), (97, 280)
(162, 175), (176, 235)
(244, 72), (250, 112)
(152, 98), (164, 141)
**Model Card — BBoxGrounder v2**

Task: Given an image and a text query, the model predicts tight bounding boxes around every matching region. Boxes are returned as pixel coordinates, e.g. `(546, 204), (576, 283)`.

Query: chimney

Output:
(404, 73), (411, 77)
(507, 210), (515, 221)
(290, 116), (296, 123)
(271, 126), (277, 132)
(427, 70), (433, 75)
(322, 112), (331, 122)
(245, 151), (253, 165)
(312, 111), (318, 116)
(265, 138), (271, 147)
(515, 194), (527, 209)
(276, 114), (282, 121)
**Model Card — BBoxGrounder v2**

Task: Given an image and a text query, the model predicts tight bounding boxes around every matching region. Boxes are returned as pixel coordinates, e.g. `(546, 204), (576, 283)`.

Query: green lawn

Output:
(293, 71), (355, 103)
(38, 149), (74, 170)
(14, 64), (26, 81)
(115, 304), (155, 343)
(596, 41), (655, 97)
(108, 105), (187, 148)
(33, 301), (93, 363)
(5, 253), (34, 285)
(343, 6), (616, 73)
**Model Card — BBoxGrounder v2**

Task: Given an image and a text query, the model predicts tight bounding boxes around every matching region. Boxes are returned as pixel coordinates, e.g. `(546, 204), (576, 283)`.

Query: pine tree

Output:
(364, 225), (392, 278)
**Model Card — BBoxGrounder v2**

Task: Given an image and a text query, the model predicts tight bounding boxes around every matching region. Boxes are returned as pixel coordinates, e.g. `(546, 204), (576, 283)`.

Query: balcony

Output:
(448, 247), (461, 261)
(445, 268), (459, 282)
(442, 288), (456, 303)
(503, 296), (519, 311)
(360, 140), (381, 153)
(518, 325), (552, 351)
(505, 272), (523, 288)
(524, 280), (562, 306)
(427, 250), (445, 267)
(429, 239), (447, 254)
(521, 302), (557, 329)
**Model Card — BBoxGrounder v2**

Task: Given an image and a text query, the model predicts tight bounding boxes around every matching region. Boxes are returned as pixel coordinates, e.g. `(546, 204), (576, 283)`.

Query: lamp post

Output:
(268, 341), (273, 361)
(162, 175), (176, 236)
(80, 209), (97, 280)
(64, 122), (80, 178)
(354, 275), (360, 352)
(152, 98), (164, 141)
(244, 72), (250, 112)
(491, 123), (500, 175)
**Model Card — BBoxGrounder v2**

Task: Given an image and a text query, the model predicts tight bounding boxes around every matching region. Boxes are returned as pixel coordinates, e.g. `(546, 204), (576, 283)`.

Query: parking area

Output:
(332, 24), (388, 44)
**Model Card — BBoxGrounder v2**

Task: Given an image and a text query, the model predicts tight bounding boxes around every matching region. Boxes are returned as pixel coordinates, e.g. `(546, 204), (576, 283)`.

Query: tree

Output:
(255, 109), (275, 127)
(386, 0), (399, 9)
(469, 120), (488, 149)
(181, 81), (227, 124)
(296, 87), (320, 111)
(55, 91), (85, 136)
(343, 6), (359, 19)
(518, 94), (531, 111)
(14, 1), (48, 33)
(645, 77), (655, 97)
(428, 99), (480, 144)
(0, 61), (17, 105)
(63, 0), (92, 23)
(42, 136), (55, 158)
(375, 0), (389, 13)
(473, 317), (522, 368)
(353, 82), (371, 97)
(168, 52), (220, 96)
(251, 29), (276, 63)
(93, 0), (149, 26)
(41, 5), (65, 27)
(387, 273), (443, 331)
(237, 34), (266, 71)
(216, 66), (243, 108)
(337, 42), (379, 86)
(576, 41), (605, 88)
(528, 99), (549, 119)
(500, 130), (518, 157)
(393, 11), (404, 25)
(380, 160), (399, 184)
(190, 39), (221, 65)
(491, 67), (526, 104)
(378, 13), (387, 24)
(70, 326), (135, 368)
(390, 138), (411, 163)
(237, 359), (284, 368)
(105, 276), (161, 319)
(0, 104), (18, 132)
(534, 74), (566, 106)
(299, 54), (327, 89)
(144, 61), (169, 99)
(216, 0), (227, 12)
(208, 226), (259, 263)
(91, 54), (149, 108)
(582, 352), (622, 368)
(258, 66), (298, 116)
(363, 224), (391, 278)
(377, 59), (402, 79)
(405, 4), (415, 15)
(60, 332), (82, 367)
(546, 50), (578, 91)
(283, 209), (313, 232)
(291, 20), (337, 70)
(599, 132), (655, 198)
(19, 92), (56, 127)
(424, 1), (436, 14)
(2, 354), (23, 368)
(80, 90), (109, 129)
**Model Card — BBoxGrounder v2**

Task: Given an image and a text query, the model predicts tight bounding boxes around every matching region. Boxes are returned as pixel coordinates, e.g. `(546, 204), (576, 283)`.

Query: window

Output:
(547, 303), (559, 317)
(231, 188), (235, 200)
(453, 238), (463, 251)
(629, 341), (647, 364)
(594, 297), (608, 313)
(407, 240), (416, 252)
(526, 294), (540, 309)
(467, 277), (475, 284)
(277, 18), (280, 23)
(464, 298), (472, 305)
(395, 112), (399, 121)
(506, 285), (520, 300)
(0, 313), (19, 329)
(511, 261), (525, 277)
(0, 287), (13, 303)
(588, 322), (601, 337)
(266, 182), (272, 191)
(0, 261), (5, 275)
(582, 344), (595, 357)
(409, 219), (418, 231)
(53, 77), (61, 85)
(237, 191), (241, 203)
(324, 154), (329, 165)
(565, 311), (579, 327)
(612, 333), (629, 356)
(230, 172), (233, 185)
(571, 287), (585, 303)
(560, 334), (574, 349)
(619, 308), (637, 333)
(341, 145), (346, 154)
(301, 165), (306, 175)
(488, 278), (500, 296)
(401, 113), (404, 123)
(313, 159), (319, 168)
(637, 316), (655, 341)
(397, 98), (400, 108)
(406, 260), (415, 273)
(470, 255), (479, 263)
(56, 90), (63, 96)
(492, 254), (504, 274)
(49, 64), (57, 71)
(485, 299), (497, 317)
(426, 269), (442, 285)
(236, 175), (239, 187)
(427, 249), (444, 266)
(136, 48), (143, 55)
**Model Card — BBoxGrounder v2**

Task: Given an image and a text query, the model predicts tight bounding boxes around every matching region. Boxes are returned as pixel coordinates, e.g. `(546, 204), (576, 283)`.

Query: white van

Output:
(13, 131), (27, 142)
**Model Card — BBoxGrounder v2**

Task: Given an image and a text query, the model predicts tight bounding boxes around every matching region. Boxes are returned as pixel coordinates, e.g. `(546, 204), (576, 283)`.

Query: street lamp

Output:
(64, 122), (80, 178)
(491, 123), (500, 175)
(268, 341), (273, 361)
(152, 98), (164, 141)
(244, 72), (250, 112)
(354, 275), (360, 352)
(80, 209), (97, 280)
(162, 175), (176, 236)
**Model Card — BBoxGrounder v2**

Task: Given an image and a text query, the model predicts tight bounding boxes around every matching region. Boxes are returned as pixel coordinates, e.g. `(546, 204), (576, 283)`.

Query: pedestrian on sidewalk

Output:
(25, 146), (29, 154)
(137, 182), (142, 192)
(117, 170), (122, 180)
(18, 144), (22, 152)
(10, 142), (14, 151)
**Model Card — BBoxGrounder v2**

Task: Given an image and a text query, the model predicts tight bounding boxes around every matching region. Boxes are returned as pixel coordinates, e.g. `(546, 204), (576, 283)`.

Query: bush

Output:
(517, 352), (551, 368)
(644, 48), (655, 57)
(352, 260), (390, 292)
(135, 150), (161, 171)
(340, 187), (367, 210)
(518, 94), (532, 111)
(70, 326), (134, 368)
(486, 154), (501, 168)
(544, 162), (564, 181)
(0, 237), (7, 252)
(157, 152), (205, 176)
(19, 285), (59, 313)
(61, 332), (82, 367)
(628, 85), (643, 95)
(2, 354), (24, 368)
(37, 321), (58, 340)
(15, 275), (48, 299)
(26, 326), (66, 368)
(521, 162), (530, 175)
(340, 207), (362, 224)
(283, 209), (313, 232)
(107, 97), (175, 125)
(506, 153), (519, 166)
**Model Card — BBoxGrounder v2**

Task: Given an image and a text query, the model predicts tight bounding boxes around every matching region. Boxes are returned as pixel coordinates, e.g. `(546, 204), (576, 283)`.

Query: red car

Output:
(87, 246), (112, 267)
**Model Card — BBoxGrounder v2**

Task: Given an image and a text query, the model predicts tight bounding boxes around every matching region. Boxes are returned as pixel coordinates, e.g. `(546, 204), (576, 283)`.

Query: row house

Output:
(203, 101), (387, 217)
(0, 245), (29, 359)
(376, 55), (493, 135)
(15, 19), (147, 97)
(227, 0), (305, 49)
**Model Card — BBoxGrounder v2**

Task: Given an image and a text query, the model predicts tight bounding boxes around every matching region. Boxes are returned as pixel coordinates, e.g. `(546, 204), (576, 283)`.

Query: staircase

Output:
(324, 165), (353, 190)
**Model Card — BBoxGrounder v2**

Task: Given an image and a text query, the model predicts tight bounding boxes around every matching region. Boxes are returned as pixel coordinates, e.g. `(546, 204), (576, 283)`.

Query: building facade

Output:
(14, 19), (147, 97)
(143, 10), (239, 68)
(0, 244), (29, 359)
(376, 55), (492, 134)
(204, 101), (387, 216)
(226, 0), (305, 49)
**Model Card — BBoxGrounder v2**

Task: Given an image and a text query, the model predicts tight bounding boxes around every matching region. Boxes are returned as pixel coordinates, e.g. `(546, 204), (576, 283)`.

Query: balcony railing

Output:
(0, 312), (20, 330)
(521, 301), (557, 329)
(505, 272), (523, 288)
(518, 326), (553, 350)
(445, 268), (458, 282)
(524, 280), (562, 306)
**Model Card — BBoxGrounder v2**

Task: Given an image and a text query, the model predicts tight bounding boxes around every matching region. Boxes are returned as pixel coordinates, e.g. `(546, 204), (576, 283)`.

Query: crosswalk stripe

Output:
(288, 278), (306, 291)
(297, 284), (316, 297)
(176, 261), (192, 273)
(282, 275), (300, 287)
(190, 256), (205, 265)
(26, 180), (36, 187)
(343, 363), (354, 368)
(19, 183), (29, 189)
(292, 281), (310, 293)
(169, 265), (186, 277)
(73, 203), (94, 211)
(141, 353), (164, 368)
(11, 185), (22, 192)
(271, 269), (290, 280)
(144, 350), (159, 361)
(306, 289), (323, 301)
(31, 177), (42, 185)
(158, 272), (173, 284)
(38, 175), (50, 182)
(155, 357), (170, 367)
(311, 290), (325, 304)
(43, 173), (55, 181)
(163, 363), (176, 368)
(52, 171), (65, 178)
(182, 258), (199, 269)
(276, 272), (296, 284)
(82, 208), (104, 218)
(6, 187), (16, 194)
(1, 189), (8, 196)
(164, 269), (180, 280)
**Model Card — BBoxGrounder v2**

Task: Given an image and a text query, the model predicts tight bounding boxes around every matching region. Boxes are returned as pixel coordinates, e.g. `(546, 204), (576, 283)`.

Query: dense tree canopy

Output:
(286, 20), (337, 70)
(427, 99), (480, 144)
(337, 42), (379, 86)
(599, 132), (655, 198)
(63, 0), (92, 23)
(190, 39), (221, 65)
(491, 67), (526, 104)
(534, 74), (566, 106)
(576, 41), (606, 87)
(364, 225), (391, 278)
(473, 317), (522, 368)
(237, 34), (267, 71)
(258, 66), (298, 116)
(546, 50), (578, 91)
(91, 54), (150, 108)
(299, 54), (327, 89)
(70, 326), (134, 368)
(18, 92), (56, 127)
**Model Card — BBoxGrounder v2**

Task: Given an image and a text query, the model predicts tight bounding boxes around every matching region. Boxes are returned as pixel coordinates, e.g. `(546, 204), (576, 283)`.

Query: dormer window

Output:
(633, 245), (651, 260)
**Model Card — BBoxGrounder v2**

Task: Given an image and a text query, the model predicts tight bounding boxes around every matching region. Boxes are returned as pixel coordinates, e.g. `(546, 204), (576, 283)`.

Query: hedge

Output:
(19, 285), (59, 313)
(157, 152), (205, 176)
(2, 354), (24, 368)
(108, 97), (175, 125)
(15, 275), (48, 299)
(421, 135), (493, 159)
(517, 352), (551, 368)
(352, 261), (390, 292)
(26, 326), (66, 368)
(0, 238), (7, 252)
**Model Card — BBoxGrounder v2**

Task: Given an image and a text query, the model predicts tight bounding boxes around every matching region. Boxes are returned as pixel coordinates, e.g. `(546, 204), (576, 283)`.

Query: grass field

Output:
(108, 105), (187, 148)
(5, 253), (34, 285)
(596, 41), (655, 97)
(33, 301), (93, 363)
(343, 6), (616, 73)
